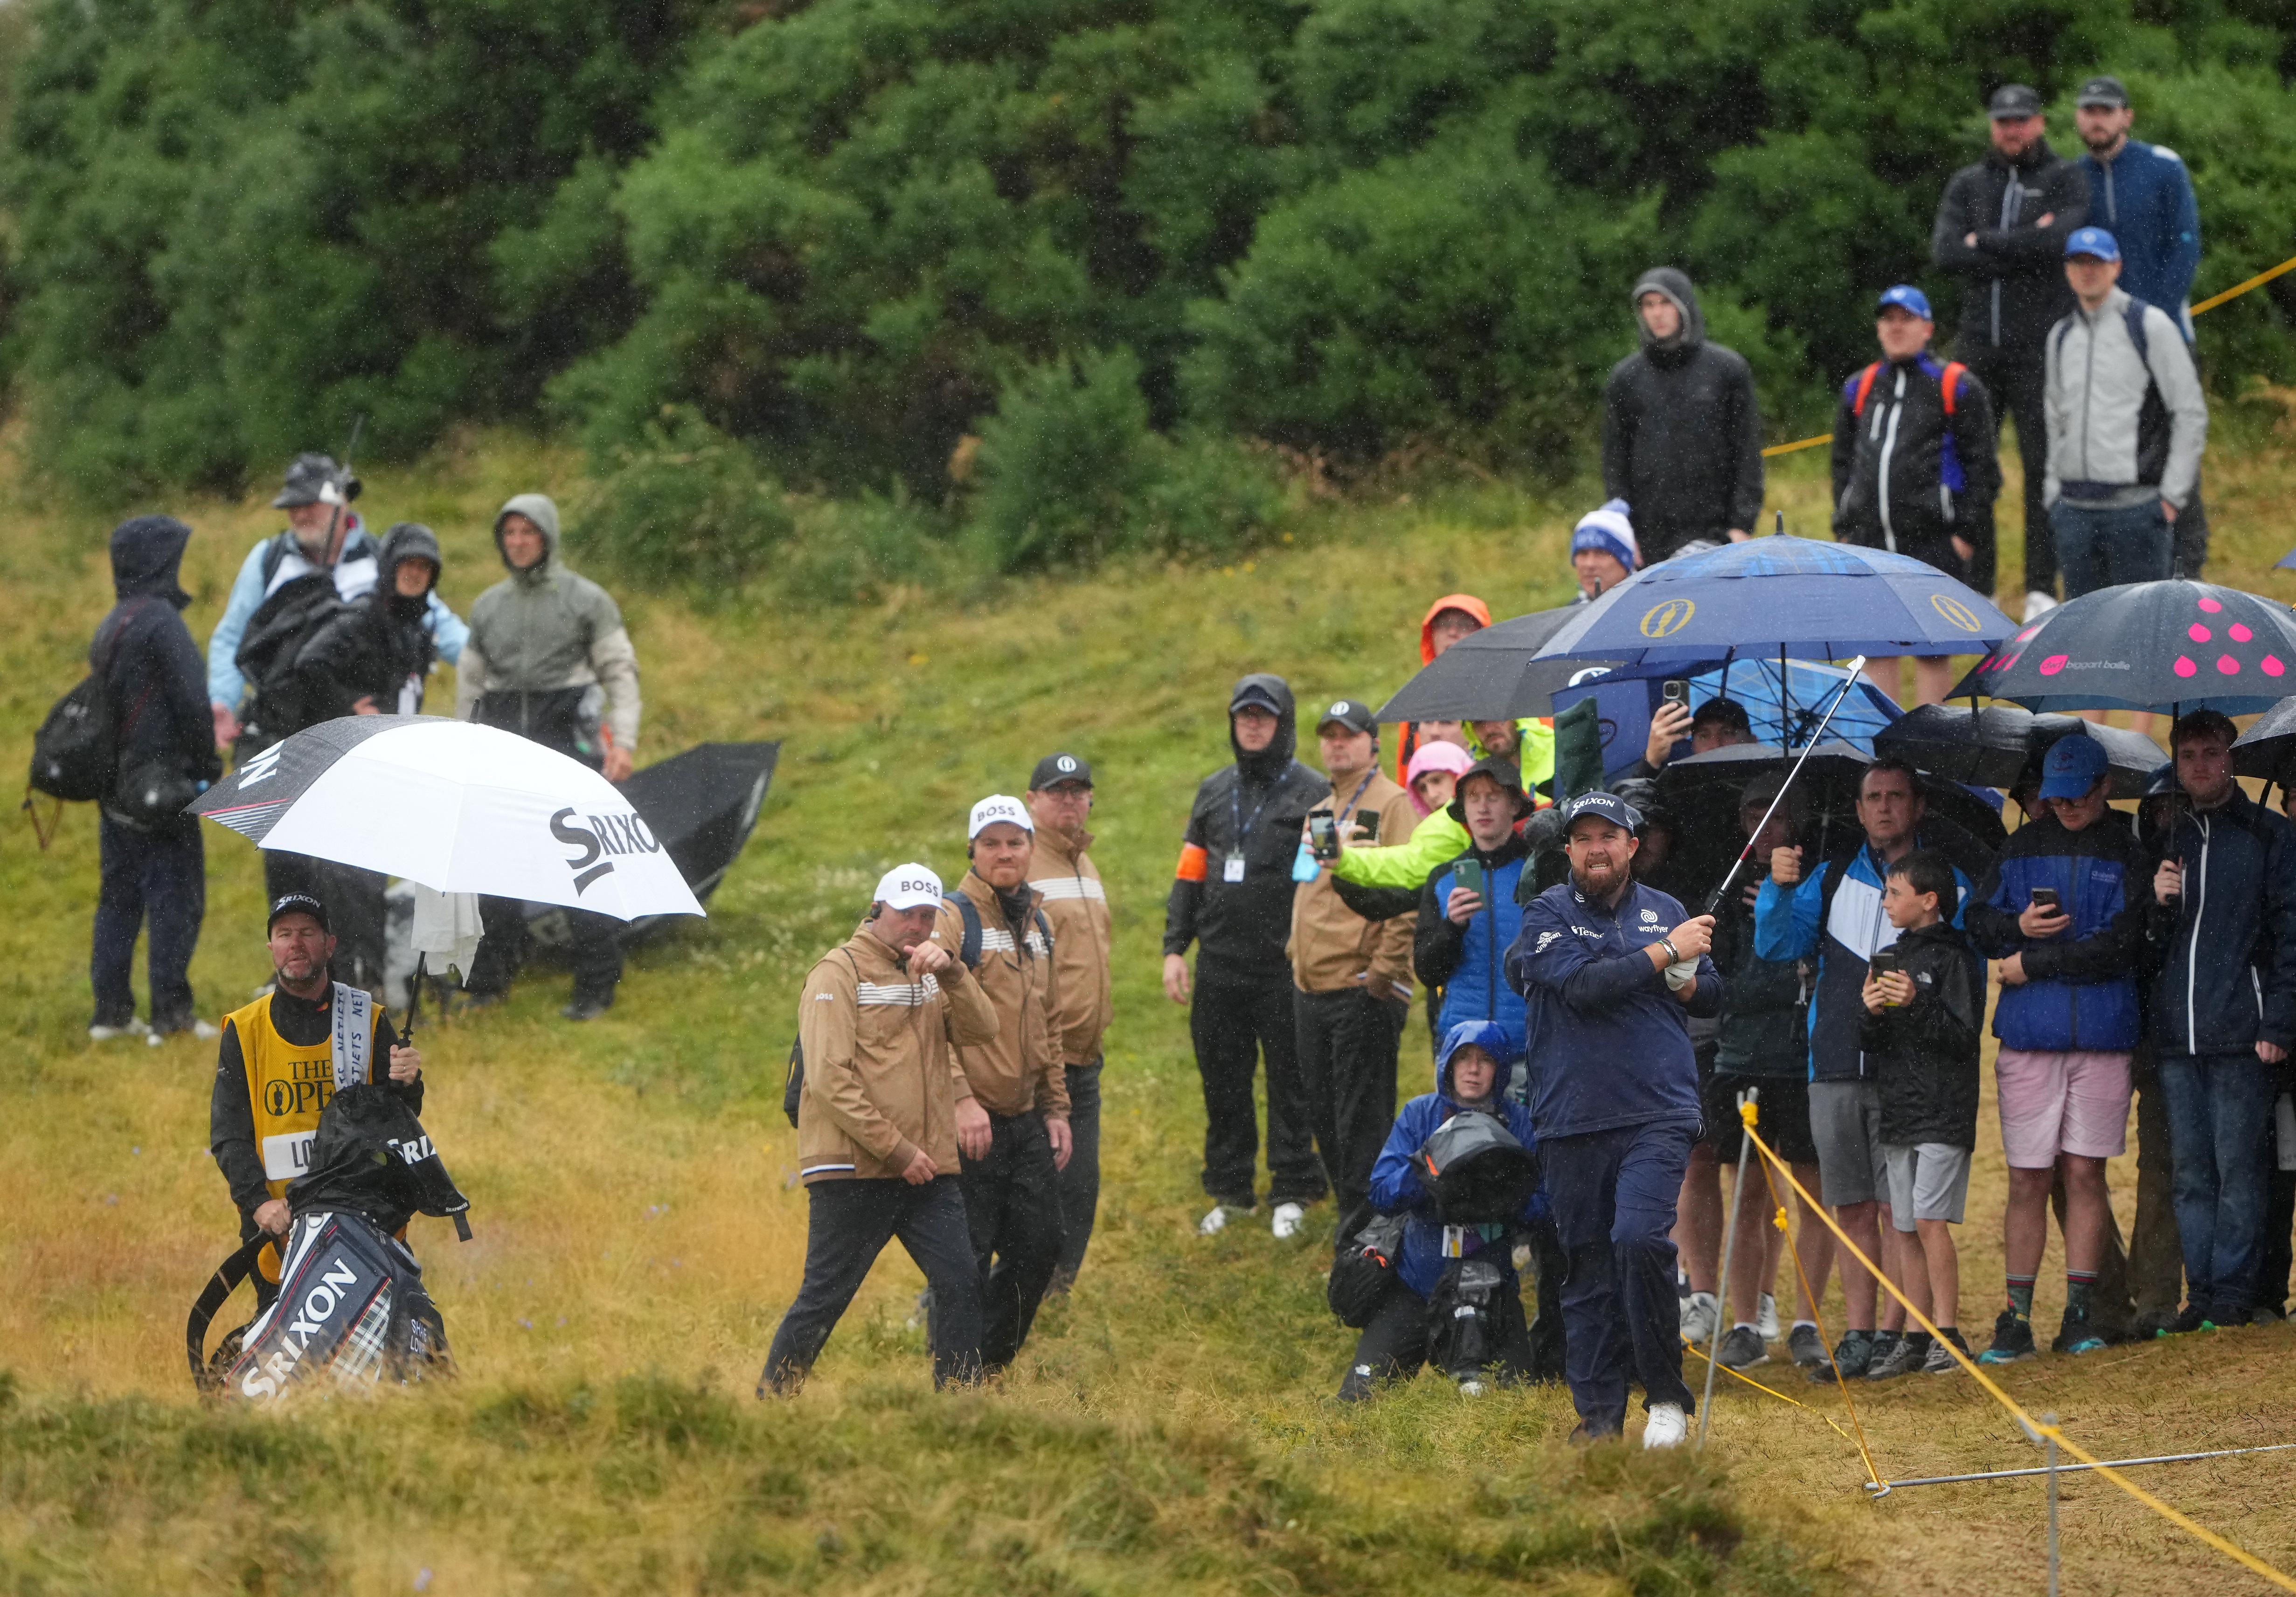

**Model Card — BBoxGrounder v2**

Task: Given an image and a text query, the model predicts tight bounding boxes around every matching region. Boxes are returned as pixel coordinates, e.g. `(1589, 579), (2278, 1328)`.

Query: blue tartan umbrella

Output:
(1532, 535), (2014, 667)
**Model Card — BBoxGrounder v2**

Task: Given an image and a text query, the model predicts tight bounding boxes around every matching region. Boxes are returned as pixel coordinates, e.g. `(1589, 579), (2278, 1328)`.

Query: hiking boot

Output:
(1679, 1291), (1719, 1346)
(1922, 1327), (1972, 1374)
(1865, 1332), (1924, 1382)
(1715, 1324), (1769, 1370)
(2057, 1310), (2108, 1356)
(1808, 1328), (1874, 1383)
(1756, 1292), (1781, 1342)
(1978, 1309), (2039, 1365)
(1787, 1324), (1828, 1369)
(2161, 1304), (2213, 1336)
(1642, 1402), (1688, 1449)
(1270, 1202), (1306, 1240)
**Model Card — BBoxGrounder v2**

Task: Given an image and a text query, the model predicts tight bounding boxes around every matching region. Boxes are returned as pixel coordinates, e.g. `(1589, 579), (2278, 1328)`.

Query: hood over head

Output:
(1228, 672), (1298, 784)
(1436, 1018), (1519, 1102)
(493, 493), (562, 579)
(109, 515), (194, 609)
(1631, 267), (1706, 355)
(1418, 593), (1492, 664)
(380, 522), (441, 590)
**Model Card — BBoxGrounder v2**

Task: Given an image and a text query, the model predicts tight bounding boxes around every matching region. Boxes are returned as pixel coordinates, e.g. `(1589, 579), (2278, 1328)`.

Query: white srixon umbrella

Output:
(189, 716), (704, 922)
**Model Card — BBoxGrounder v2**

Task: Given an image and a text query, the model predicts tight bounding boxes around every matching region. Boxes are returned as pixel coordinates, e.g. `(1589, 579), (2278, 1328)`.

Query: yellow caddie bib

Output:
(227, 985), (381, 1206)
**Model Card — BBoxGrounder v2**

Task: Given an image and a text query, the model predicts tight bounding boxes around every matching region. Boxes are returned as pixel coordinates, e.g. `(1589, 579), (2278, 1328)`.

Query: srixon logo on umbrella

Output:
(551, 806), (665, 894)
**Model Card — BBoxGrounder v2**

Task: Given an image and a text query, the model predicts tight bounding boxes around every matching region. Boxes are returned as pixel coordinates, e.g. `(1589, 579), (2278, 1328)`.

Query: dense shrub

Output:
(576, 405), (793, 590)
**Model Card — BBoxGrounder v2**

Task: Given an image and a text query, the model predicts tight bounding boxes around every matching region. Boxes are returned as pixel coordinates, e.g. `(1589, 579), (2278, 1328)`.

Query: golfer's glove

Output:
(1664, 957), (1699, 993)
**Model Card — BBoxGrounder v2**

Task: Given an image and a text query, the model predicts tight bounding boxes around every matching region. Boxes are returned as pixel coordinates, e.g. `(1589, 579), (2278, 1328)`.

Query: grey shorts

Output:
(1808, 1079), (1888, 1207)
(1882, 1142), (1973, 1229)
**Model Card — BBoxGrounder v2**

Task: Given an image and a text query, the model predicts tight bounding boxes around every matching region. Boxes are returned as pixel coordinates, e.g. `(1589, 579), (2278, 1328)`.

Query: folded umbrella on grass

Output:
(1950, 579), (2296, 715)
(189, 715), (705, 921)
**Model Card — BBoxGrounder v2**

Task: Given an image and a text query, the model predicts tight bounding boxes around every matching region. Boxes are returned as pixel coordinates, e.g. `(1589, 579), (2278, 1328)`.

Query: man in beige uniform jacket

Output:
(761, 864), (997, 1395)
(1027, 752), (1113, 1289)
(934, 795), (1070, 1373)
(1290, 698), (1419, 1248)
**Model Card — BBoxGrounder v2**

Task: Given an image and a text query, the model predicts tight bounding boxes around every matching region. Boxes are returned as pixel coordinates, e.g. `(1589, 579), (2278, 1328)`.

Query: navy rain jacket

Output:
(2146, 788), (2296, 1059)
(1965, 809), (2149, 1052)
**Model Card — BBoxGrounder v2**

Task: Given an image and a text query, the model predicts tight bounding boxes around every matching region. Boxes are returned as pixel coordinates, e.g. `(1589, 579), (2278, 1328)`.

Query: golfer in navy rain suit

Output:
(1507, 791), (1721, 1444)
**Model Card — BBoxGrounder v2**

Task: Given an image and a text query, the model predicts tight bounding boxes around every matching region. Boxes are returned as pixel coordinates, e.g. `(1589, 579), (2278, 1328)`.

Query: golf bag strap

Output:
(187, 1235), (267, 1390)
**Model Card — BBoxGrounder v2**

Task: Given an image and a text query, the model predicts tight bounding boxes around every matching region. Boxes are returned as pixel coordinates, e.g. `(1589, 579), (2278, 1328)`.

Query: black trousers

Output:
(1295, 987), (1406, 1247)
(91, 814), (204, 1028)
(762, 1176), (982, 1392)
(466, 894), (624, 1002)
(2260, 1099), (2294, 1315)
(264, 850), (386, 993)
(1956, 339), (2049, 598)
(1337, 1275), (1535, 1401)
(1053, 1059), (1103, 1284)
(1525, 1217), (1571, 1383)
(1191, 972), (1322, 1209)
(958, 1108), (1065, 1371)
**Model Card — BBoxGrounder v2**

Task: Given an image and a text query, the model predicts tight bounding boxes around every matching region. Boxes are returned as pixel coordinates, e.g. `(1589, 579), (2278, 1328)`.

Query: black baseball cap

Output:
(1316, 698), (1377, 737)
(1229, 681), (1282, 716)
(1560, 789), (1644, 836)
(272, 451), (360, 510)
(2076, 75), (2129, 109)
(267, 892), (330, 933)
(1028, 752), (1093, 790)
(1989, 83), (2043, 118)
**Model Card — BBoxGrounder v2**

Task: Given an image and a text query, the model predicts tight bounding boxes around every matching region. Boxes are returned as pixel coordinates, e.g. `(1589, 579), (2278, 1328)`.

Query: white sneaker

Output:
(1198, 1203), (1231, 1237)
(1270, 1201), (1306, 1240)
(1456, 1376), (1487, 1397)
(2024, 590), (2059, 623)
(88, 1020), (149, 1043)
(1757, 1291), (1781, 1342)
(1643, 1402), (1688, 1449)
(1679, 1290), (1719, 1346)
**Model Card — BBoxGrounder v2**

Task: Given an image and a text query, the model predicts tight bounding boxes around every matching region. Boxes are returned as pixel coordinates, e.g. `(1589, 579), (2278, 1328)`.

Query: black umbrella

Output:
(1876, 704), (2164, 799)
(1948, 579), (2296, 714)
(1375, 607), (1624, 724)
(1658, 740), (2007, 855)
(2231, 697), (2296, 781)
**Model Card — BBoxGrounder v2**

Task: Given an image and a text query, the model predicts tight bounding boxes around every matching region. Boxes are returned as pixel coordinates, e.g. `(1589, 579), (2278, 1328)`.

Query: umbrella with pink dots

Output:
(1948, 580), (2296, 715)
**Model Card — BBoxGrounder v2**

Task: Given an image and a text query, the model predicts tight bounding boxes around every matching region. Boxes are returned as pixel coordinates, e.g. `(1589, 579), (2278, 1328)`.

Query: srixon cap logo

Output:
(552, 807), (663, 893)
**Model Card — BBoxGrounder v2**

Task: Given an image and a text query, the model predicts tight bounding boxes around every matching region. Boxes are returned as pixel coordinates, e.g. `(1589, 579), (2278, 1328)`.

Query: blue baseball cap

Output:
(1561, 789), (1644, 835)
(1877, 284), (1932, 320)
(2038, 733), (2110, 801)
(2065, 226), (2121, 263)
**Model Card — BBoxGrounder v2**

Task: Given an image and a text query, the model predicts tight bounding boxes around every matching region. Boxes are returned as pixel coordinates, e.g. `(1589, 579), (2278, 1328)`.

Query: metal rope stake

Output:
(1697, 1087), (1759, 1450)
(2019, 1412), (2064, 1597)
(1870, 1443), (2296, 1492)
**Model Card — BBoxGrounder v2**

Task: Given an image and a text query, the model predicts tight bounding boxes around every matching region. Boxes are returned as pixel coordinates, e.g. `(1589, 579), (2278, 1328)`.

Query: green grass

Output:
(7, 412), (2296, 1592)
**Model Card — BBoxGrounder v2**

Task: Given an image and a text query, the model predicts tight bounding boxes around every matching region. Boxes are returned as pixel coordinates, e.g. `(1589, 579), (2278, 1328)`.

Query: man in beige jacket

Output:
(760, 864), (997, 1396)
(1027, 753), (1113, 1289)
(933, 795), (1071, 1372)
(1291, 698), (1419, 1248)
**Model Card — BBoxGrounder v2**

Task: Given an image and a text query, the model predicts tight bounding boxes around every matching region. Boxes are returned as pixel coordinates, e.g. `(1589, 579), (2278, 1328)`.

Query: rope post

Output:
(1697, 1089), (1759, 1451)
(2022, 1411), (2064, 1597)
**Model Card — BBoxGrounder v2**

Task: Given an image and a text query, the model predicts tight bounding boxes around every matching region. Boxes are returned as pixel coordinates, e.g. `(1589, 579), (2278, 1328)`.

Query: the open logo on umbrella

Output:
(1639, 598), (1695, 638)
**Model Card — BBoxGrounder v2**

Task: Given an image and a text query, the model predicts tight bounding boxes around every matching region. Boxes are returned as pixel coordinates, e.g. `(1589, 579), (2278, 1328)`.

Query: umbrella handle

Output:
(404, 951), (426, 1044)
(1705, 656), (1870, 916)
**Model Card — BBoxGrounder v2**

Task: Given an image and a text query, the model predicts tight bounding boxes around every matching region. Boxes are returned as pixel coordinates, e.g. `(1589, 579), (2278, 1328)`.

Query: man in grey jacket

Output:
(455, 493), (645, 1019)
(2043, 228), (2208, 598)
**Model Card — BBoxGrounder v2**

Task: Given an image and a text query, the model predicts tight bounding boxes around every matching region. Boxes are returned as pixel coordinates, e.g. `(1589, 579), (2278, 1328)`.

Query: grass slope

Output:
(5, 414), (2296, 1594)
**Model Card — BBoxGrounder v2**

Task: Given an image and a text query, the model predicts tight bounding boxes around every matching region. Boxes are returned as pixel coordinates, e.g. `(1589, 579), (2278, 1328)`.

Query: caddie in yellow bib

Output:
(208, 892), (424, 1307)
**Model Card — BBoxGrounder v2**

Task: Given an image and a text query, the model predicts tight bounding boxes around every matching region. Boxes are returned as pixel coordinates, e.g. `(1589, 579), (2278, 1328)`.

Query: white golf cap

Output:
(873, 863), (944, 912)
(968, 793), (1034, 840)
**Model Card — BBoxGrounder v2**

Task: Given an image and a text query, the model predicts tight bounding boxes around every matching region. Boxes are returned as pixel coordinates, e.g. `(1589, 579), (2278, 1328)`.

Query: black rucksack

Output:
(29, 602), (150, 802)
(234, 572), (348, 744)
(1327, 1213), (1407, 1328)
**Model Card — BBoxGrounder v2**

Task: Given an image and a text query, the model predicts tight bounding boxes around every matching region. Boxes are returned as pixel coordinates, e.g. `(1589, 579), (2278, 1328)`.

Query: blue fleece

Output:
(207, 528), (469, 707)
(1428, 853), (1528, 1060)
(2079, 139), (2201, 332)
(1505, 878), (1720, 1140)
(1366, 1021), (1545, 1300)
(1965, 813), (2145, 1051)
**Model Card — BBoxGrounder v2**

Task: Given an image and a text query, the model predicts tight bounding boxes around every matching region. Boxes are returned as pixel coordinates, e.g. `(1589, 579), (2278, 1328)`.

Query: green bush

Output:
(576, 406), (794, 591)
(968, 348), (1158, 573)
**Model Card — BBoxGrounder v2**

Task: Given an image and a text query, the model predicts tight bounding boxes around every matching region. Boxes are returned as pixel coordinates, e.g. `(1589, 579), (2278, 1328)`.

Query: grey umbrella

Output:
(1374, 607), (1624, 724)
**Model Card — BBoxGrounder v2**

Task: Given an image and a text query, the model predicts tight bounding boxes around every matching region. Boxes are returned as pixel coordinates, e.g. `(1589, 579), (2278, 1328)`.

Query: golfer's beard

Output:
(1572, 860), (1623, 896)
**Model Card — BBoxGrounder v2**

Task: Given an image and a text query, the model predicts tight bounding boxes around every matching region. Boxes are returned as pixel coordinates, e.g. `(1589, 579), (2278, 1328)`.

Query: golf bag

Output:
(193, 1084), (470, 1397)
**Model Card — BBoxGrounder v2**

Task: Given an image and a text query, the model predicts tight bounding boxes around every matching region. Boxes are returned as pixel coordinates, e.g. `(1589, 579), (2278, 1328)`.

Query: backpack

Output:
(1849, 358), (1970, 495)
(29, 601), (151, 802)
(234, 573), (349, 744)
(1326, 1213), (1406, 1328)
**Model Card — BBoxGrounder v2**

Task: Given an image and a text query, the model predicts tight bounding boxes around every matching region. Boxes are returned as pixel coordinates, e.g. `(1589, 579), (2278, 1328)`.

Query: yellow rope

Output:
(1742, 1122), (2296, 1593)
(1758, 251), (2296, 464)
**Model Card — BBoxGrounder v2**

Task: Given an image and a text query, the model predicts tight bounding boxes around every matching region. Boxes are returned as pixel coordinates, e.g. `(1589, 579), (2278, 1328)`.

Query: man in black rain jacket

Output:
(1163, 674), (1332, 1235)
(1931, 84), (2092, 609)
(1601, 268), (1765, 565)
(89, 515), (220, 1042)
(291, 523), (445, 721)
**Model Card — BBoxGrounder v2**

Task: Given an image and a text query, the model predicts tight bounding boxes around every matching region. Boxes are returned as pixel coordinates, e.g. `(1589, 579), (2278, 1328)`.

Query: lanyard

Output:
(1229, 774), (1282, 850)
(1334, 771), (1376, 827)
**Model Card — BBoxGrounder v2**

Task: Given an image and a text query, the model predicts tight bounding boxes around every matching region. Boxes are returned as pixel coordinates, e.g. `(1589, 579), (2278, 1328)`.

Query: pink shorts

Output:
(1995, 1048), (2133, 1166)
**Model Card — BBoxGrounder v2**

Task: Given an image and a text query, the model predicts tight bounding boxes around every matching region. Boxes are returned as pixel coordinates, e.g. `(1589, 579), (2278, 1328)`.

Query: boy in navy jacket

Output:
(1966, 733), (2149, 1361)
